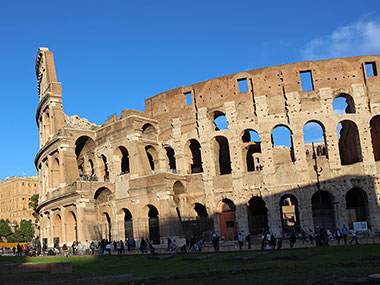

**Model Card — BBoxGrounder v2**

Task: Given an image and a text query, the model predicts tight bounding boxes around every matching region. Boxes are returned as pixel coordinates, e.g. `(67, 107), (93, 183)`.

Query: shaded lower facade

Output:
(38, 174), (379, 246)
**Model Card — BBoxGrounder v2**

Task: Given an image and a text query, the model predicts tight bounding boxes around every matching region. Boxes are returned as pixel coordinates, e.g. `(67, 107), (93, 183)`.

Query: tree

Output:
(0, 219), (11, 239)
(19, 220), (33, 242)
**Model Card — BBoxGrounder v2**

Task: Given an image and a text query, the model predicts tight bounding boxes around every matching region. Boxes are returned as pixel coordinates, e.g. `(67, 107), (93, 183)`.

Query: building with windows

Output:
(0, 176), (39, 223)
(35, 47), (380, 247)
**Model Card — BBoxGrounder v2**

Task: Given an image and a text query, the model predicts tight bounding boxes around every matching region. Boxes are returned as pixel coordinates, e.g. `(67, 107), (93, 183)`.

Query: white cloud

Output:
(302, 20), (380, 60)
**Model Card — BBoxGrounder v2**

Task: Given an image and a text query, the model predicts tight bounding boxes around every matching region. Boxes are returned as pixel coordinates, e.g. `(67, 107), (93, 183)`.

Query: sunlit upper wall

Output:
(145, 55), (380, 121)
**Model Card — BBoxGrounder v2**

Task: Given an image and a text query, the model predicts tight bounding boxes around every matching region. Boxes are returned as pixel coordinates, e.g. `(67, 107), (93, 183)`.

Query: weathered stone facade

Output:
(35, 47), (380, 247)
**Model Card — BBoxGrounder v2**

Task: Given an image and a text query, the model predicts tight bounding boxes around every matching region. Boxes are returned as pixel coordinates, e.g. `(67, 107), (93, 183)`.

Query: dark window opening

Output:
(148, 205), (160, 244)
(300, 70), (314, 92)
(238, 78), (248, 93)
(337, 120), (362, 165)
(311, 191), (335, 231)
(365, 62), (378, 77)
(145, 146), (155, 170)
(194, 203), (208, 217)
(247, 196), (268, 235)
(101, 155), (109, 180)
(165, 147), (176, 171)
(214, 136), (232, 175)
(185, 92), (192, 105)
(346, 188), (369, 227)
(189, 139), (203, 174)
(226, 221), (235, 227)
(118, 146), (130, 174)
(370, 115), (380, 161)
(124, 208), (134, 239)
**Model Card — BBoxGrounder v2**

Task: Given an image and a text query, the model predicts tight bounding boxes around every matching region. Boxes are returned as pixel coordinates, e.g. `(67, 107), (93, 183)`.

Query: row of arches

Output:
(52, 211), (78, 247)
(220, 187), (369, 239)
(211, 93), (358, 131)
(73, 115), (380, 185)
(92, 186), (369, 243)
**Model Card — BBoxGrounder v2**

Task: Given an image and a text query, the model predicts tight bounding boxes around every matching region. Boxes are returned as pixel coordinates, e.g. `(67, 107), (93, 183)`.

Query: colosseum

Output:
(35, 47), (380, 247)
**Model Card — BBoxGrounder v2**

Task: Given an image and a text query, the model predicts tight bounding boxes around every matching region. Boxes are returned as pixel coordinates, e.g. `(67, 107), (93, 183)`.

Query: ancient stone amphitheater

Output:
(35, 47), (380, 247)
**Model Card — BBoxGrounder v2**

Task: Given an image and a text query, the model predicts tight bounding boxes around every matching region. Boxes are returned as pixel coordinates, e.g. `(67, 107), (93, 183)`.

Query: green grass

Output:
(1, 245), (380, 284)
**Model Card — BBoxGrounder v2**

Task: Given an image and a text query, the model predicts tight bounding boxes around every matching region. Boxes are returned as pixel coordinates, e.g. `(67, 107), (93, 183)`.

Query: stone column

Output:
(60, 207), (67, 245)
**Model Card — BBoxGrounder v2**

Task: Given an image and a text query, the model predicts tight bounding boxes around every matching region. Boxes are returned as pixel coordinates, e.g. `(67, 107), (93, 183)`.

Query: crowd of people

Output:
(0, 224), (365, 257)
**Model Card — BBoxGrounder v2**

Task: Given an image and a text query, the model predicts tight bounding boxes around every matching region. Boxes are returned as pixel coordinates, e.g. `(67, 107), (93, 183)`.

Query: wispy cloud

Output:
(302, 20), (380, 60)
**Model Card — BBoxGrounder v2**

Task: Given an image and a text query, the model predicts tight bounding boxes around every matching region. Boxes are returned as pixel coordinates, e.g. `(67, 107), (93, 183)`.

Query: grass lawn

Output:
(1, 245), (380, 284)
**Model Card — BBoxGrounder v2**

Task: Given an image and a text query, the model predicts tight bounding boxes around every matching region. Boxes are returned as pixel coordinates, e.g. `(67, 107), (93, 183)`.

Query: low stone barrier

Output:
(0, 262), (72, 274)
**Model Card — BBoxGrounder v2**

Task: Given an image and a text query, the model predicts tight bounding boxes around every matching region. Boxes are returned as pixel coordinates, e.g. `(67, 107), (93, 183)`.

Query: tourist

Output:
(105, 242), (112, 255)
(335, 228), (342, 245)
(341, 225), (348, 245)
(62, 243), (69, 257)
(289, 231), (297, 248)
(349, 227), (359, 245)
(246, 233), (251, 249)
(238, 232), (243, 250)
(308, 229), (314, 244)
(212, 233), (219, 252)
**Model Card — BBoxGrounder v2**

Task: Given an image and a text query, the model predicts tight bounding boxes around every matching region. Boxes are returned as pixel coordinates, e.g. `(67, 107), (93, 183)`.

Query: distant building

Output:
(0, 176), (39, 223)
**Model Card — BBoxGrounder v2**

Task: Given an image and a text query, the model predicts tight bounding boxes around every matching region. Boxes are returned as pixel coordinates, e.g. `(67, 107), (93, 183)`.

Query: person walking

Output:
(289, 232), (297, 248)
(335, 228), (342, 245)
(238, 233), (243, 250)
(349, 227), (359, 245)
(341, 225), (348, 245)
(246, 233), (251, 249)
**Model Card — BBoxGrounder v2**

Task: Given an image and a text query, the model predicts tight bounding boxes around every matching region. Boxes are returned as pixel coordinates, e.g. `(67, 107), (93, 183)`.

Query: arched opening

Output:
(242, 129), (262, 172)
(94, 187), (113, 240)
(213, 136), (232, 175)
(117, 146), (130, 174)
(280, 195), (300, 234)
(148, 205), (160, 244)
(311, 191), (336, 231)
(194, 203), (208, 218)
(123, 208), (134, 239)
(94, 187), (113, 202)
(219, 199), (237, 240)
(337, 120), (362, 165)
(247, 196), (269, 235)
(88, 159), (94, 175)
(100, 155), (109, 181)
(145, 145), (157, 171)
(370, 115), (380, 161)
(51, 157), (60, 188)
(188, 139), (203, 174)
(53, 214), (62, 247)
(303, 121), (328, 159)
(173, 181), (185, 205)
(142, 123), (157, 140)
(346, 188), (369, 228)
(333, 94), (355, 114)
(271, 125), (295, 163)
(165, 146), (176, 172)
(75, 136), (96, 178)
(213, 111), (228, 130)
(66, 211), (77, 243)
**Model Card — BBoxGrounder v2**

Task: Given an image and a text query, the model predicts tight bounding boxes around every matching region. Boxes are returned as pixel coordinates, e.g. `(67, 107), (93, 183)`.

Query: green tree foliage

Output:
(0, 219), (12, 239)
(19, 220), (33, 242)
(7, 231), (23, 243)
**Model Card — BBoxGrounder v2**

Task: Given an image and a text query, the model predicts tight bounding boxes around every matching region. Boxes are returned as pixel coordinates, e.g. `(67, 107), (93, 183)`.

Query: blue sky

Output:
(0, 0), (380, 179)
